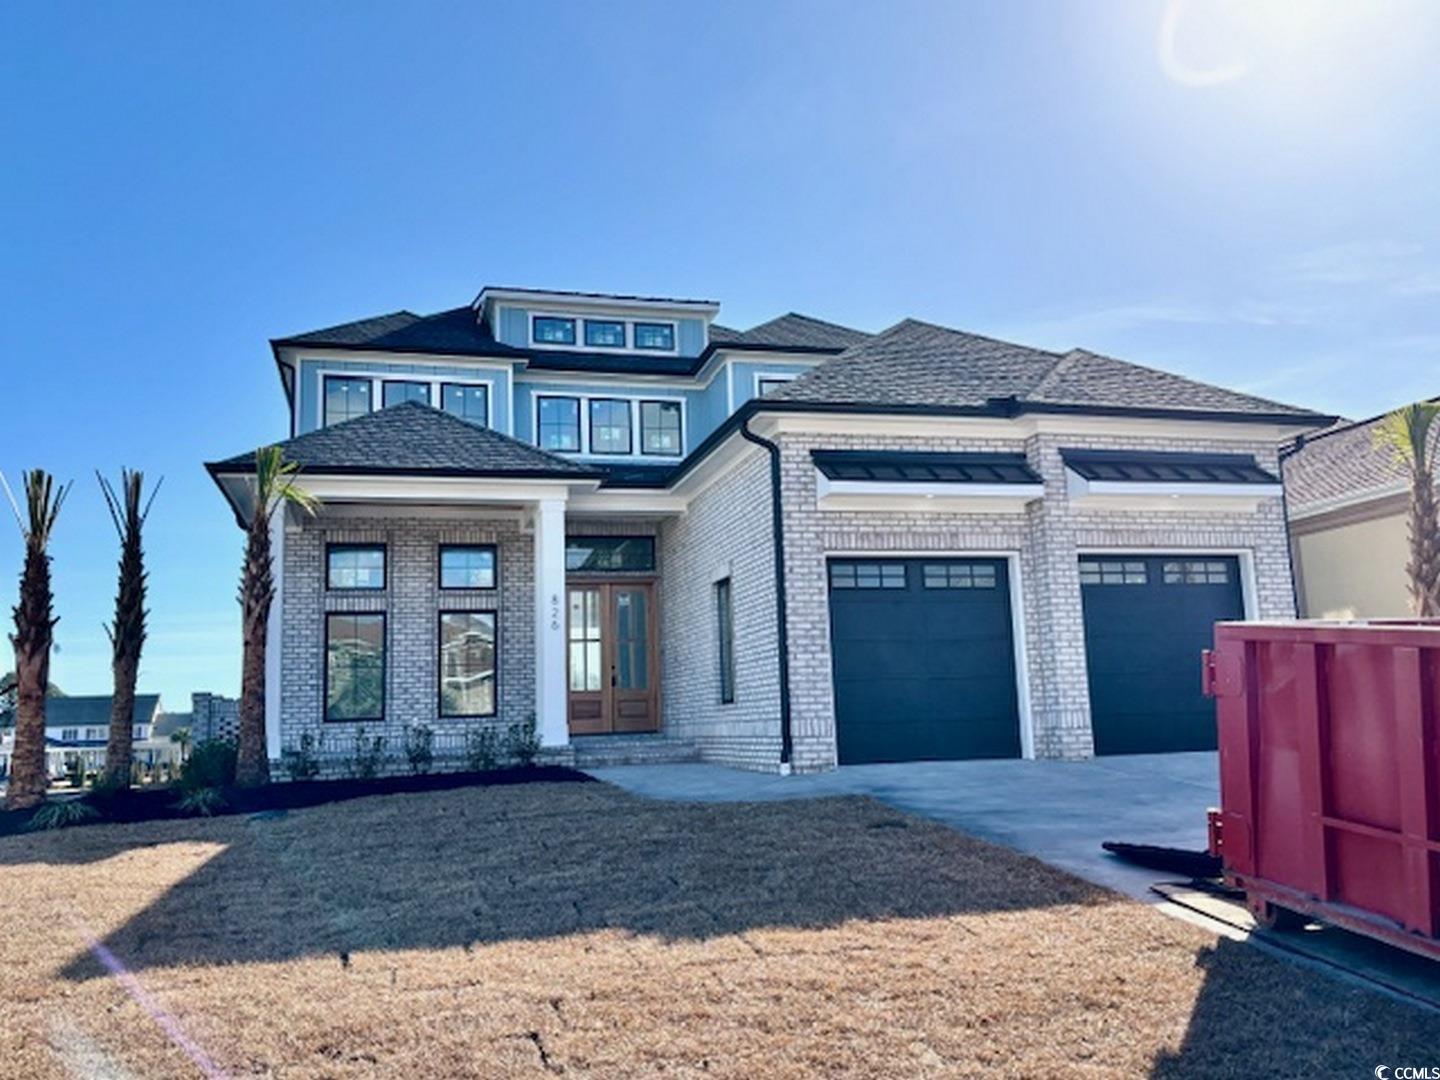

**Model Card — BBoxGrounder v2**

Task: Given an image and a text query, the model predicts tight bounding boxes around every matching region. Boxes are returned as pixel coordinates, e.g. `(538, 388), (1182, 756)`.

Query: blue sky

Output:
(2, 0), (1438, 709)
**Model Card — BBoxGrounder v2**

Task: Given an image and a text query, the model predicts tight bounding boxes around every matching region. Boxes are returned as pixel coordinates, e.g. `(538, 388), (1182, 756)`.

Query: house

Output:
(206, 286), (1332, 775)
(0, 694), (166, 778)
(1282, 407), (1424, 618)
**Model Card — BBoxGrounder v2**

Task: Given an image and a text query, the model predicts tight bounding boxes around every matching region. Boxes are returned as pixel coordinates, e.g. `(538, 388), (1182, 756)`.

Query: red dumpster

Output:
(1204, 619), (1440, 959)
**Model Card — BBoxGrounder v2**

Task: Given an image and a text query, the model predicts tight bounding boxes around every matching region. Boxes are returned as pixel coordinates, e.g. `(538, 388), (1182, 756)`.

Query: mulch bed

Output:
(0, 765), (592, 837)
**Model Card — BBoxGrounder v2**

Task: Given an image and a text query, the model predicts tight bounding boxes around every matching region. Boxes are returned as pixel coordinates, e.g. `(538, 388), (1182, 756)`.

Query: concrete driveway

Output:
(587, 752), (1218, 901)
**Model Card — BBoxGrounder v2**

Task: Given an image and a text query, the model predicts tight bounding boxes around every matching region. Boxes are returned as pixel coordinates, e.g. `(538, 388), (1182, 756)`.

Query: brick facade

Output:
(279, 513), (535, 776)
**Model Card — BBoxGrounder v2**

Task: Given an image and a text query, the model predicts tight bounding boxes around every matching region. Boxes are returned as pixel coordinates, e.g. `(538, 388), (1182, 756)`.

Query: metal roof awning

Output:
(810, 450), (1044, 512)
(1061, 449), (1283, 509)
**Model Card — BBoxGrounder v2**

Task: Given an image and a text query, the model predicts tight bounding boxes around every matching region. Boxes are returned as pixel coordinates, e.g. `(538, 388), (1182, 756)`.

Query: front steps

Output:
(570, 735), (701, 768)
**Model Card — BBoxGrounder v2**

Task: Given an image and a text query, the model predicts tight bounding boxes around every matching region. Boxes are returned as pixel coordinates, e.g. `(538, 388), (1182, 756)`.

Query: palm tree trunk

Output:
(1409, 467), (1440, 617)
(235, 515), (274, 787)
(102, 657), (138, 786)
(8, 548), (54, 810)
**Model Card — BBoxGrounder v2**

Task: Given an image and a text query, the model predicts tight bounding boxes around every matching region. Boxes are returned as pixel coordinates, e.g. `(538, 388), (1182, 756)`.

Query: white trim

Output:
(752, 371), (799, 398)
(315, 368), (504, 435)
(725, 363), (736, 416)
(567, 491), (688, 515)
(816, 473), (1044, 512)
(280, 345), (515, 373)
(264, 506), (286, 762)
(1076, 546), (1259, 619)
(757, 411), (1320, 444)
(824, 550), (1036, 760)
(477, 288), (719, 317)
(532, 390), (688, 463)
(209, 473), (593, 519)
(533, 499), (569, 748)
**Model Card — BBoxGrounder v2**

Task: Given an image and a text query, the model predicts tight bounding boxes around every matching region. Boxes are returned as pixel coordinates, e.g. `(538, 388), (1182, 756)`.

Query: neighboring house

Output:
(206, 286), (1331, 775)
(0, 694), (165, 778)
(189, 691), (240, 742)
(1282, 408), (1422, 618)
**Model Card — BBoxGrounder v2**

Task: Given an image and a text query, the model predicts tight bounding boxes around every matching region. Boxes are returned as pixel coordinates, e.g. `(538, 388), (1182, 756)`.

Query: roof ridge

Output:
(885, 317), (1068, 358)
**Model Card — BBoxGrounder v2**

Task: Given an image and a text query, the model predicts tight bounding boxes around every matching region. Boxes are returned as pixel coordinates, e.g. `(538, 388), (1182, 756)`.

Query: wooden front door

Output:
(567, 582), (659, 734)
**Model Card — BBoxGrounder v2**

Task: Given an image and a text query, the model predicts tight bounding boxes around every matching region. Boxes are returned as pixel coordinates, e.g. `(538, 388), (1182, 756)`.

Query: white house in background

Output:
(0, 694), (171, 778)
(206, 284), (1333, 776)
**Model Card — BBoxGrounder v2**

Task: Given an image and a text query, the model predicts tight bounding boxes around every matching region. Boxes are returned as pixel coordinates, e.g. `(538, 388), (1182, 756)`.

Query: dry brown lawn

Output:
(1, 780), (1436, 1078)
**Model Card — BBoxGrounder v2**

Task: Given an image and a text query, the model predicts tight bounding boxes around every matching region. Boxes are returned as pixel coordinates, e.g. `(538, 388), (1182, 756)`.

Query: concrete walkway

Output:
(587, 752), (1218, 901)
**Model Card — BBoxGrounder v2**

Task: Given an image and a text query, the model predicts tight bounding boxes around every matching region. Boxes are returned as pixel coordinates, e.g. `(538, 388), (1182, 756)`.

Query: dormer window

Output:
(532, 316), (576, 345)
(584, 319), (627, 348)
(633, 322), (675, 351)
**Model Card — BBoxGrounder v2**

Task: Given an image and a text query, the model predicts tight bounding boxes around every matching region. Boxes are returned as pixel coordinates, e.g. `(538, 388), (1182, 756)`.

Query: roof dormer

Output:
(473, 286), (720, 359)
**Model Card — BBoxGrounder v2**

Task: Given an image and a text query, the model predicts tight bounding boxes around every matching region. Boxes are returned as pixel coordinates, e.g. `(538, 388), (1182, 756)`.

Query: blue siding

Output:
(297, 358), (513, 435)
(497, 306), (529, 347)
(678, 318), (705, 357)
(730, 360), (814, 407)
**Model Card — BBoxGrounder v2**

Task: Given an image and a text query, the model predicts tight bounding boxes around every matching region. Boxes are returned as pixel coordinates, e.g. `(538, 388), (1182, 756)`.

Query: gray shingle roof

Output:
(1282, 413), (1413, 512)
(769, 319), (1323, 421)
(42, 695), (161, 731)
(274, 307), (525, 358)
(732, 313), (870, 350)
(209, 402), (599, 478)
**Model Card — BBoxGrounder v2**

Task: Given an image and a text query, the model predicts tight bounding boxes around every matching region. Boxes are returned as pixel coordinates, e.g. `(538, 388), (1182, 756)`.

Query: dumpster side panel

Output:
(1252, 640), (1316, 893)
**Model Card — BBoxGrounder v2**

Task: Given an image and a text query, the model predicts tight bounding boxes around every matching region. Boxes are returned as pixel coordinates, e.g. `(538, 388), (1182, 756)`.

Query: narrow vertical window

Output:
(438, 612), (497, 717)
(589, 398), (633, 455)
(325, 613), (386, 722)
(715, 577), (735, 705)
(639, 400), (683, 456)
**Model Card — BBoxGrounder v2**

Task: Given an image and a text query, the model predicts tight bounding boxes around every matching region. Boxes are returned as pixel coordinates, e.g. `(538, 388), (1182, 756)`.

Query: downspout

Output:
(740, 414), (794, 771)
(1278, 435), (1305, 618)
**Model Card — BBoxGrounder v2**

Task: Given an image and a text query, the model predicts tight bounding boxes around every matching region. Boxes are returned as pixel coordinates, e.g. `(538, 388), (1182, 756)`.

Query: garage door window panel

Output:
(1079, 560), (1148, 586)
(1163, 560), (1231, 585)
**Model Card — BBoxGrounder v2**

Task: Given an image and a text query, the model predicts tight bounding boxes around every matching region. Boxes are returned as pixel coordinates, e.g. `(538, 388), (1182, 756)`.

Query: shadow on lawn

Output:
(0, 781), (1107, 981)
(1150, 937), (1440, 1076)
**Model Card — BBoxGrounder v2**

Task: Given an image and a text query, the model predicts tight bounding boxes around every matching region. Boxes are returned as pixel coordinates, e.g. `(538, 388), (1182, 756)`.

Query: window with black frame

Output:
(327, 544), (385, 590)
(532, 315), (576, 345)
(639, 400), (683, 456)
(715, 578), (735, 704)
(439, 545), (497, 590)
(633, 321), (675, 351)
(323, 376), (371, 427)
(565, 536), (655, 573)
(441, 383), (489, 426)
(588, 398), (632, 455)
(584, 319), (626, 348)
(382, 381), (430, 408)
(326, 613), (385, 721)
(439, 611), (497, 717)
(537, 396), (581, 452)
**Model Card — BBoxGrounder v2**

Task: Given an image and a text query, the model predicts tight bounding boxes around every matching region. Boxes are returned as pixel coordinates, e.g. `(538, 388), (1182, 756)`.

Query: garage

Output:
(827, 557), (1021, 764)
(1078, 554), (1245, 755)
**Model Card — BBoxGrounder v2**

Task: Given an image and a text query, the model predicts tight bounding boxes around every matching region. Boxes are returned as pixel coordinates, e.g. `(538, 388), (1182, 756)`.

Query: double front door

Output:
(567, 582), (659, 734)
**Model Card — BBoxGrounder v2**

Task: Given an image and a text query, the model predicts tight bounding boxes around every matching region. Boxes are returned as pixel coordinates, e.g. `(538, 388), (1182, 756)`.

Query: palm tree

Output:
(2, 471), (70, 810)
(169, 725), (191, 765)
(97, 469), (161, 788)
(1376, 402), (1440, 617)
(235, 447), (317, 787)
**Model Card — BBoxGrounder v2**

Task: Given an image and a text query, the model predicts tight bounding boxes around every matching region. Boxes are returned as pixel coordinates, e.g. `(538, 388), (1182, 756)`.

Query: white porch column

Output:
(264, 504), (286, 762)
(533, 497), (568, 748)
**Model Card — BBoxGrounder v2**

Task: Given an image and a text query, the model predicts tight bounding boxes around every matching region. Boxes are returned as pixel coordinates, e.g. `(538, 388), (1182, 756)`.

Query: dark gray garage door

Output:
(827, 558), (1021, 764)
(1079, 555), (1244, 755)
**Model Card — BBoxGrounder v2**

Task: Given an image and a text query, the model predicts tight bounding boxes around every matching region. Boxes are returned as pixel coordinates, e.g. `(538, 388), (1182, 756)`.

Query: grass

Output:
(0, 781), (1436, 1077)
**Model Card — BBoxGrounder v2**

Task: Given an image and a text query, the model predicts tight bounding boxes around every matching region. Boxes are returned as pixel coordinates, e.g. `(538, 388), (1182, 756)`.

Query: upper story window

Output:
(589, 399), (633, 455)
(538, 396), (581, 452)
(442, 383), (489, 426)
(584, 319), (627, 348)
(61, 728), (78, 742)
(133, 725), (145, 740)
(324, 376), (371, 427)
(532, 316), (576, 345)
(327, 543), (386, 591)
(639, 401), (682, 456)
(633, 322), (675, 351)
(382, 380), (430, 408)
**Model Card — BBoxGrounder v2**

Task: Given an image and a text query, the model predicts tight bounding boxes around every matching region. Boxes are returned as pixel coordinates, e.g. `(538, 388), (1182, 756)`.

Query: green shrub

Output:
(464, 727), (500, 772)
(173, 786), (226, 817)
(181, 739), (237, 791)
(29, 799), (101, 830)
(281, 732), (321, 781)
(508, 713), (541, 768)
(404, 725), (434, 775)
(350, 727), (385, 780)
